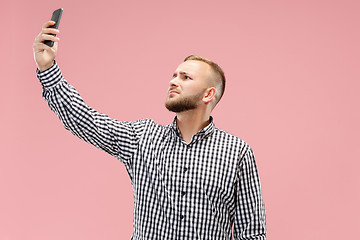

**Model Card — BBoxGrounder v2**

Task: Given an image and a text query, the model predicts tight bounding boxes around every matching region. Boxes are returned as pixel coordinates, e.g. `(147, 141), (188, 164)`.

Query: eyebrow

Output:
(173, 71), (192, 77)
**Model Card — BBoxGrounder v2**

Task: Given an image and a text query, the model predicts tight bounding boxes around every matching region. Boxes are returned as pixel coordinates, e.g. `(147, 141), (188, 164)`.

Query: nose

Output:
(169, 77), (179, 88)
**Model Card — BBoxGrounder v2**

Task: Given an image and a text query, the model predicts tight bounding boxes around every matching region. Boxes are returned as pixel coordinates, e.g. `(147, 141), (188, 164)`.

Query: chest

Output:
(135, 131), (241, 202)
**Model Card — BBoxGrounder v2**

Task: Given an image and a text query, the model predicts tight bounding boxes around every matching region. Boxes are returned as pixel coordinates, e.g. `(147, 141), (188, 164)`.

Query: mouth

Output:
(169, 90), (179, 95)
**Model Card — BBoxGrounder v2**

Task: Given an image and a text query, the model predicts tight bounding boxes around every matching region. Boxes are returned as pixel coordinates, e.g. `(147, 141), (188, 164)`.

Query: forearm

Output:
(36, 61), (119, 157)
(36, 61), (151, 164)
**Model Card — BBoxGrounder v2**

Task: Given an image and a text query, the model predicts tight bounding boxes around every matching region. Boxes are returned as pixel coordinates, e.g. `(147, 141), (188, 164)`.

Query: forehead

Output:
(175, 60), (212, 78)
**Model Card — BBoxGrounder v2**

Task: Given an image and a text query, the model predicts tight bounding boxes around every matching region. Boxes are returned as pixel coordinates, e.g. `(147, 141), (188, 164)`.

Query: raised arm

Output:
(32, 21), (148, 164)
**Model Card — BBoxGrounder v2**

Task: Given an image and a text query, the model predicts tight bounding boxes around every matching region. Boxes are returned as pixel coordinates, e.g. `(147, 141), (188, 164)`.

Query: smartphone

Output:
(44, 8), (63, 47)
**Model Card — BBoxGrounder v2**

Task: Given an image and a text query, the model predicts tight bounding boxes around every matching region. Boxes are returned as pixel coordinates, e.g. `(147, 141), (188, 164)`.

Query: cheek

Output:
(183, 82), (203, 93)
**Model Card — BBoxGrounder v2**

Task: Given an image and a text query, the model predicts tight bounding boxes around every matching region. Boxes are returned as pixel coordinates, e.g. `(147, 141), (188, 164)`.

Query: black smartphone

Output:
(44, 8), (63, 47)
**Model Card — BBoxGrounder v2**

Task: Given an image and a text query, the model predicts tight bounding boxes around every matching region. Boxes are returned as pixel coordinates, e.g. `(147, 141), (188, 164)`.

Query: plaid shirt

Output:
(36, 61), (266, 240)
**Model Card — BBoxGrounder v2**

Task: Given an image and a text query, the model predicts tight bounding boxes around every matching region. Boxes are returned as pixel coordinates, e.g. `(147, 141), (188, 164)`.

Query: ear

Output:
(202, 87), (217, 104)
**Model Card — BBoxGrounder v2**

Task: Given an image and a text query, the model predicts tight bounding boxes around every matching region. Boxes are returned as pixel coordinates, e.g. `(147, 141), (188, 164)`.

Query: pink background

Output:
(1, 0), (359, 239)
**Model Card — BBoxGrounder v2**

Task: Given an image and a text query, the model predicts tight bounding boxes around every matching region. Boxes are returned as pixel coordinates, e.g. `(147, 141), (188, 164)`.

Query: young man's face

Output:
(165, 60), (214, 113)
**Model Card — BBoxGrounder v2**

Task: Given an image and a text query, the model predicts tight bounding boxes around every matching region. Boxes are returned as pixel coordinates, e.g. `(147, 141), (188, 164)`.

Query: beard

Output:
(165, 91), (204, 113)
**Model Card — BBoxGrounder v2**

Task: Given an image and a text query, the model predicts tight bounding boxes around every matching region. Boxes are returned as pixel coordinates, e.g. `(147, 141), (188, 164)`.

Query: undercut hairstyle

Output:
(184, 55), (226, 106)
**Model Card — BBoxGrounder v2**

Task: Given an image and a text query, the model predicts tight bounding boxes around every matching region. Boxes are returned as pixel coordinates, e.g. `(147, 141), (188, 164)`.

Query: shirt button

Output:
(181, 191), (186, 196)
(180, 215), (185, 219)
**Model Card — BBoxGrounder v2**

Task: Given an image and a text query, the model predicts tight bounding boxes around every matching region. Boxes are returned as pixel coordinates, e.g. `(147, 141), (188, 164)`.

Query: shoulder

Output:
(132, 118), (171, 133)
(213, 127), (253, 159)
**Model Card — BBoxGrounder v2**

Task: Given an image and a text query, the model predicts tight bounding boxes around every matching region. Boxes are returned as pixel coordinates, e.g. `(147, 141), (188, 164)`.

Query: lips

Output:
(169, 89), (179, 95)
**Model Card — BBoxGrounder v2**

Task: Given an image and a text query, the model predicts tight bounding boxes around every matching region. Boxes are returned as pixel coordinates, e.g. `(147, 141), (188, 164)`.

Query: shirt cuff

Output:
(36, 61), (63, 89)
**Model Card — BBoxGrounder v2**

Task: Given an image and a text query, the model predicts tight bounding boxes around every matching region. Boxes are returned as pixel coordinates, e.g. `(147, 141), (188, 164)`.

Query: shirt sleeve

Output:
(233, 146), (267, 240)
(36, 61), (148, 165)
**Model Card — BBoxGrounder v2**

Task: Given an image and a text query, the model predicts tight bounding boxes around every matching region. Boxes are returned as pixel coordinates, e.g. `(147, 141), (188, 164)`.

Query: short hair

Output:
(184, 55), (226, 106)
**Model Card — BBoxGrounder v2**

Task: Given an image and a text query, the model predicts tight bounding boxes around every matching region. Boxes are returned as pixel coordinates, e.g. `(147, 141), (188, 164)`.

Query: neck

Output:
(175, 108), (211, 144)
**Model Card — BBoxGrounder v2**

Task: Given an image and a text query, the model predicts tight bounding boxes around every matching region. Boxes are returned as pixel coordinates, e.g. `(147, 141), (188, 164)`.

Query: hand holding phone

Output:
(44, 8), (63, 47)
(33, 8), (63, 72)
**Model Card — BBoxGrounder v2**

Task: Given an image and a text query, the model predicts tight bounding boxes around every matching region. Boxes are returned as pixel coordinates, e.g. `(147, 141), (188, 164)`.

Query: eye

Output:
(185, 76), (191, 80)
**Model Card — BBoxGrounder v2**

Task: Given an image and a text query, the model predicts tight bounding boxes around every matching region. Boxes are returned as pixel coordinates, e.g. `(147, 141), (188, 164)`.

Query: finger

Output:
(42, 28), (60, 35)
(42, 20), (56, 29)
(34, 33), (45, 44)
(40, 33), (60, 42)
(33, 42), (54, 52)
(53, 41), (59, 50)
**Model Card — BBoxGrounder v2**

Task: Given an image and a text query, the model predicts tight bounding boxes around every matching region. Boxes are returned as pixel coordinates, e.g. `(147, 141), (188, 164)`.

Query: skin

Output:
(33, 21), (60, 72)
(33, 21), (218, 144)
(165, 60), (217, 143)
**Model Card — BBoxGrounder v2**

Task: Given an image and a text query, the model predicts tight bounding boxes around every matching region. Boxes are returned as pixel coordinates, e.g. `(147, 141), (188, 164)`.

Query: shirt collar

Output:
(171, 116), (215, 140)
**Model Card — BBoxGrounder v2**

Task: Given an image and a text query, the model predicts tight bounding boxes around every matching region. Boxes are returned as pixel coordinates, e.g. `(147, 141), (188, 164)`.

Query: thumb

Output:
(53, 41), (58, 50)
(50, 42), (58, 54)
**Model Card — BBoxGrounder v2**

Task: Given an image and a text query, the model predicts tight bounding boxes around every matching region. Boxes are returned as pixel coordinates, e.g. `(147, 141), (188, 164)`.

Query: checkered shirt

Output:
(36, 61), (266, 240)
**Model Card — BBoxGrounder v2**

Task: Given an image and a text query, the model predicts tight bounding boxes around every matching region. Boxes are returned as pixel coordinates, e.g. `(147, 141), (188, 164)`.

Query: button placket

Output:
(179, 142), (191, 221)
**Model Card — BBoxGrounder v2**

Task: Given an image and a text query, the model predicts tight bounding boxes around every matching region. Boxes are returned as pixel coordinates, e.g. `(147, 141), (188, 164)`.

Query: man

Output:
(33, 21), (266, 240)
